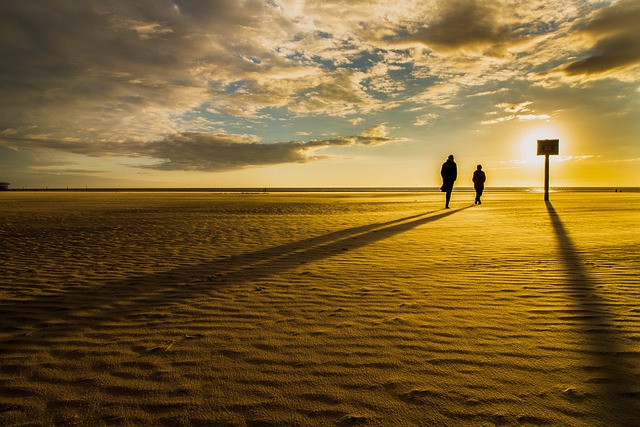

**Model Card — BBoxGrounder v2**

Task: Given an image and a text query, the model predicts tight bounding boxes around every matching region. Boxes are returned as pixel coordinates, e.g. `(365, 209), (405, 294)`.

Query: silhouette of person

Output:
(472, 164), (486, 205)
(440, 154), (457, 208)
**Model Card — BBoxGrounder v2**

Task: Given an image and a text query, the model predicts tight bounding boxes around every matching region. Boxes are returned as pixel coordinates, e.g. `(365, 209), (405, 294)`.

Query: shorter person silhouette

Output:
(472, 164), (486, 205)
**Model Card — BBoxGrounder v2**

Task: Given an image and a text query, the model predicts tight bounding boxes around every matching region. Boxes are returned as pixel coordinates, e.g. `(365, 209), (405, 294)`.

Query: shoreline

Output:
(2, 186), (639, 193)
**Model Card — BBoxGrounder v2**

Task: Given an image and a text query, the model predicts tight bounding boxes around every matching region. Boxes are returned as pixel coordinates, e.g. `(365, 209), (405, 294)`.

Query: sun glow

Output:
(517, 124), (566, 165)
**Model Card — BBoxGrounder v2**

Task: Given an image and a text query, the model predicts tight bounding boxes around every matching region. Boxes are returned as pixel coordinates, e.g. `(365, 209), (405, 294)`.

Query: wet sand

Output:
(1, 191), (639, 426)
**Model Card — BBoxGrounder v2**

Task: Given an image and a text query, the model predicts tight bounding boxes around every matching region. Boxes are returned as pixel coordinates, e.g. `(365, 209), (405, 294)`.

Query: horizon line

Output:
(2, 186), (638, 193)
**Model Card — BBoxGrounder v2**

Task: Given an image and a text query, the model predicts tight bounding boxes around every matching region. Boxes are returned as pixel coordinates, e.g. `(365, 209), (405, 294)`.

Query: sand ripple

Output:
(1, 192), (639, 426)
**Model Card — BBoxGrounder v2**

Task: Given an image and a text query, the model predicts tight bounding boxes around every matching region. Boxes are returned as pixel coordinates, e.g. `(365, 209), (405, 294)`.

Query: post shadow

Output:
(546, 202), (639, 425)
(0, 205), (470, 355)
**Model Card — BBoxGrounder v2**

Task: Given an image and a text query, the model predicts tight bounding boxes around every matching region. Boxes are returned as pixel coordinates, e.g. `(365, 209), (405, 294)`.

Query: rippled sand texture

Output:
(1, 191), (639, 426)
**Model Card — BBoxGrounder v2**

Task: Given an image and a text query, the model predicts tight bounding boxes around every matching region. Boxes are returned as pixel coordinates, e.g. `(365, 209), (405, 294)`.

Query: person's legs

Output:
(445, 191), (451, 208)
(475, 187), (483, 204)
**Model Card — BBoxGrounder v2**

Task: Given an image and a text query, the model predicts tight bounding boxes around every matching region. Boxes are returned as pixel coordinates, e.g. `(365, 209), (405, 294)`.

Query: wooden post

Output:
(544, 154), (550, 201)
(537, 139), (559, 201)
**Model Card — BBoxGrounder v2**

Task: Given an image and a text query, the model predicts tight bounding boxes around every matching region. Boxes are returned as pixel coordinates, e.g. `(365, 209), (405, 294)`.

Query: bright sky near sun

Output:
(1, 0), (639, 188)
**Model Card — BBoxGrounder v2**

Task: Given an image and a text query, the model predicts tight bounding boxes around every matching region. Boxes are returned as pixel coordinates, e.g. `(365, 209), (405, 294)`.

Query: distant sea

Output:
(4, 187), (639, 193)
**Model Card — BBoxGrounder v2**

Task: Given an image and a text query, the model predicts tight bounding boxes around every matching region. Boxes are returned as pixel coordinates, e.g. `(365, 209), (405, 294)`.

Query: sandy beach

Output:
(1, 190), (638, 426)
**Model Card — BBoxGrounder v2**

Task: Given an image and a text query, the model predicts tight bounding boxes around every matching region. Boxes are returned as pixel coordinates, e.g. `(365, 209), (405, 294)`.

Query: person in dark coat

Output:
(472, 164), (486, 205)
(440, 154), (457, 209)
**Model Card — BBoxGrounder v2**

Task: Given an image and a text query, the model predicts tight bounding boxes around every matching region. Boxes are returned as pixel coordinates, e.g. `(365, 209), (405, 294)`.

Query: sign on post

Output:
(537, 139), (559, 156)
(537, 139), (559, 201)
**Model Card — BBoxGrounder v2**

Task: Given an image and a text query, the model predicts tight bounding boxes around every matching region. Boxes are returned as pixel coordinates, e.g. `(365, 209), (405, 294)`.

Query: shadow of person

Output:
(0, 206), (471, 354)
(546, 202), (639, 425)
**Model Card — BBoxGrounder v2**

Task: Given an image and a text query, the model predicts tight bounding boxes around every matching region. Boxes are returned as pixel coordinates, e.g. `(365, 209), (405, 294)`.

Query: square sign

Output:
(537, 139), (559, 156)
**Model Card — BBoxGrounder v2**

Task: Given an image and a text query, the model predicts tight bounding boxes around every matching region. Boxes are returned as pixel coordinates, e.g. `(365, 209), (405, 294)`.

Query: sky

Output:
(1, 0), (639, 189)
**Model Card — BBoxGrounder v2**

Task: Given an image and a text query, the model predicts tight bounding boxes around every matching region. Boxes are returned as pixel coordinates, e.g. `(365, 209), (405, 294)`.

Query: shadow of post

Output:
(546, 202), (638, 425)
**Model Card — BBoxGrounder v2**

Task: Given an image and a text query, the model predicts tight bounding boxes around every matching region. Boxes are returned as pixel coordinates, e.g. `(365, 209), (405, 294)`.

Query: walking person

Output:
(440, 154), (457, 209)
(473, 164), (486, 205)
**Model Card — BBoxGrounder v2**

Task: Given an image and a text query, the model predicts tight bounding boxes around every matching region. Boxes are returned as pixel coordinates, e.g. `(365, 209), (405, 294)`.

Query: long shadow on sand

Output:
(0, 205), (471, 353)
(546, 202), (638, 425)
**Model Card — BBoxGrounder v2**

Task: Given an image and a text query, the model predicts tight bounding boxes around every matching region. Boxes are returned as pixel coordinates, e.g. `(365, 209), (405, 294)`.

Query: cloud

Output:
(387, 0), (537, 58)
(409, 82), (461, 108)
(0, 0), (624, 139)
(468, 87), (509, 97)
(1, 1), (339, 133)
(139, 133), (306, 171)
(481, 101), (550, 125)
(557, 155), (596, 163)
(562, 0), (640, 78)
(141, 125), (405, 171)
(0, 0), (637, 186)
(497, 102), (532, 114)
(1, 125), (405, 172)
(414, 113), (439, 126)
(517, 114), (551, 121)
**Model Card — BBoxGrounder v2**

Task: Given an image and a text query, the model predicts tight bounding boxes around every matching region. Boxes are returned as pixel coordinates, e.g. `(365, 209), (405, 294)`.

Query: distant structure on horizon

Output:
(0, 182), (9, 191)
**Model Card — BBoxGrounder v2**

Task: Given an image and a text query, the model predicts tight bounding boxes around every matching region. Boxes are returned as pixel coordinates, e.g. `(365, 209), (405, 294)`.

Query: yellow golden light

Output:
(516, 123), (566, 164)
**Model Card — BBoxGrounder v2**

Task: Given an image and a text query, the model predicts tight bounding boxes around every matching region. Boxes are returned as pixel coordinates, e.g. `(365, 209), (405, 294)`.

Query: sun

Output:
(516, 123), (565, 164)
